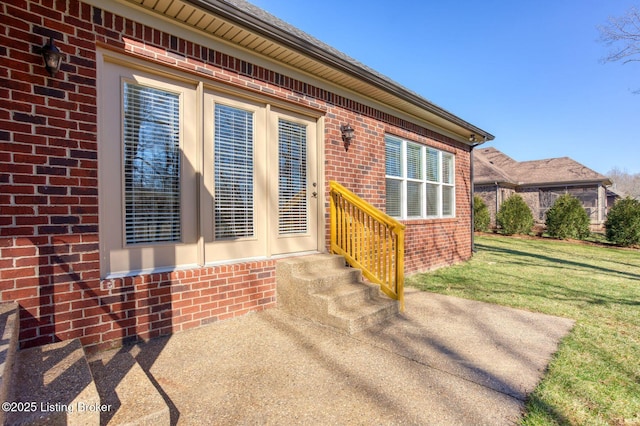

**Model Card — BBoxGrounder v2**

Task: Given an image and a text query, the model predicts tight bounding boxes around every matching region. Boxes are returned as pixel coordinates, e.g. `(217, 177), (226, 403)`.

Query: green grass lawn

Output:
(407, 234), (640, 425)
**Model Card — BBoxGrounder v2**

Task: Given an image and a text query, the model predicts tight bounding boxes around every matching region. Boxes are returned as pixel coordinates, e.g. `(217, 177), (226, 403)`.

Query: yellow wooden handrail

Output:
(329, 181), (405, 311)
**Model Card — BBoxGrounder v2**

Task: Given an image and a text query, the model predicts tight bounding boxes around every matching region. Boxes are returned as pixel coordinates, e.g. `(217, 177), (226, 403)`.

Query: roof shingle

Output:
(474, 148), (611, 186)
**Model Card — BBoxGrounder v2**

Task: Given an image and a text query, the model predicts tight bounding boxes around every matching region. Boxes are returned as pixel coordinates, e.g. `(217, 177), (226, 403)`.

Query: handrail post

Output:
(330, 188), (337, 252)
(396, 225), (405, 312)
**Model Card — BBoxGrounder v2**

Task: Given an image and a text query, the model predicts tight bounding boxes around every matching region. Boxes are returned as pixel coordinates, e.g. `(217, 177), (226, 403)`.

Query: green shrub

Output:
(605, 197), (640, 247)
(473, 195), (491, 232)
(497, 194), (533, 235)
(545, 194), (590, 240)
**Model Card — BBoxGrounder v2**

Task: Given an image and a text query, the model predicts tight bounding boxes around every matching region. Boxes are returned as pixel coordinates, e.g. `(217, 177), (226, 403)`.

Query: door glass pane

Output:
(278, 119), (307, 235)
(123, 83), (181, 245)
(214, 104), (254, 239)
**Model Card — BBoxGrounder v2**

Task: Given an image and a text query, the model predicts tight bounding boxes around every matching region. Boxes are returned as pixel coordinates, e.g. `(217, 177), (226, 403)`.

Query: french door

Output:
(203, 94), (319, 263)
(269, 107), (318, 255)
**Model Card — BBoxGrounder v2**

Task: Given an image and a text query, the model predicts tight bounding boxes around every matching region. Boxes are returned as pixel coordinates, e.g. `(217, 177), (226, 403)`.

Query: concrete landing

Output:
(99, 289), (574, 425)
(88, 350), (170, 425)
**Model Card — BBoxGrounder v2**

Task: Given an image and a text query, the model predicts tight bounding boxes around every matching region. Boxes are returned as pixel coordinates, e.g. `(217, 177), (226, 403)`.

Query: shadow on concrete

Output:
(111, 290), (573, 424)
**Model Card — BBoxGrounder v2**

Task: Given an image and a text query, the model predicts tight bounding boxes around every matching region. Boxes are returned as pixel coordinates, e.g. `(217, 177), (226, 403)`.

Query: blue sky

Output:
(249, 0), (640, 175)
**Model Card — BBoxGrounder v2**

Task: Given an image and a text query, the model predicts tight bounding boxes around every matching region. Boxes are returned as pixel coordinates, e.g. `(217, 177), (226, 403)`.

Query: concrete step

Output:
(88, 349), (170, 426)
(7, 338), (101, 426)
(0, 302), (19, 426)
(331, 295), (399, 334)
(277, 254), (399, 334)
(313, 281), (379, 307)
(278, 253), (347, 276)
(294, 267), (362, 293)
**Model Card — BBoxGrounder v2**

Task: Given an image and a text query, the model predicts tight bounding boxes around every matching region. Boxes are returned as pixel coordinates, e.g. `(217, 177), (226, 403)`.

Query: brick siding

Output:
(1, 0), (472, 351)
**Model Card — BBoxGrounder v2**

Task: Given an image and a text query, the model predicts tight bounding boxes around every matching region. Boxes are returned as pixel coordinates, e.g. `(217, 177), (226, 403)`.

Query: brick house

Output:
(474, 147), (612, 229)
(1, 0), (493, 351)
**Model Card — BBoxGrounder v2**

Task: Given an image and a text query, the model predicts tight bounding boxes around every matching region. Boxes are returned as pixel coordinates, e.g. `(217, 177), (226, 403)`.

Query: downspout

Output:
(470, 142), (480, 253)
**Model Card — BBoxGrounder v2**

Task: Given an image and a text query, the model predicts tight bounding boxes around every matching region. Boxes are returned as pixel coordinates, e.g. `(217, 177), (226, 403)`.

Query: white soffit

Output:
(123, 0), (492, 143)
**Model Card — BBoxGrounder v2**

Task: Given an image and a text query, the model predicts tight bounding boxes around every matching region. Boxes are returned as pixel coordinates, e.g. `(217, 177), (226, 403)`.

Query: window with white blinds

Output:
(214, 104), (254, 239)
(385, 135), (455, 219)
(123, 83), (181, 245)
(442, 153), (455, 216)
(278, 119), (307, 235)
(385, 137), (402, 217)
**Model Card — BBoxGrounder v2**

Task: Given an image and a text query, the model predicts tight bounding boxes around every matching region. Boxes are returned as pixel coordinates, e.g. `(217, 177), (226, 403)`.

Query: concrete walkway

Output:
(95, 289), (575, 425)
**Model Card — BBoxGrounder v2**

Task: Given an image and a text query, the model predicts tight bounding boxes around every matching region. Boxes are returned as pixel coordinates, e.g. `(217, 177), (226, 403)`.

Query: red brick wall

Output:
(1, 0), (472, 350)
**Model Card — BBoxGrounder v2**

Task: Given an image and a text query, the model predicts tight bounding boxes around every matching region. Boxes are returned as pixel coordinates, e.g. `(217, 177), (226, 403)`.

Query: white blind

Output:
(123, 83), (181, 245)
(385, 178), (402, 217)
(278, 119), (307, 235)
(426, 148), (439, 182)
(442, 153), (454, 184)
(385, 136), (402, 216)
(407, 181), (423, 217)
(426, 183), (439, 217)
(443, 186), (454, 216)
(406, 143), (422, 179)
(385, 136), (402, 177)
(442, 153), (454, 216)
(214, 104), (254, 239)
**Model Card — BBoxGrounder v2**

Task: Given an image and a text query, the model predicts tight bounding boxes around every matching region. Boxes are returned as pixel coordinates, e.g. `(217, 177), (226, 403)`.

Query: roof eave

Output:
(473, 180), (517, 187)
(517, 179), (612, 188)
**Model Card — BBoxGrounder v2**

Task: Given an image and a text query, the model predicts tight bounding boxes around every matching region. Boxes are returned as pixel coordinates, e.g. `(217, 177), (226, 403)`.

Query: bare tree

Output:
(599, 6), (640, 93)
(599, 6), (640, 64)
(607, 167), (640, 199)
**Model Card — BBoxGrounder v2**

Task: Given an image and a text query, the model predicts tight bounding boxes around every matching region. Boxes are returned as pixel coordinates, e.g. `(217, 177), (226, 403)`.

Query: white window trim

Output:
(385, 135), (455, 220)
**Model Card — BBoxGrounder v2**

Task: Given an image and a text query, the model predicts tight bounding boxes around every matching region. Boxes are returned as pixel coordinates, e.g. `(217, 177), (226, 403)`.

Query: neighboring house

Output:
(0, 0), (493, 351)
(606, 187), (626, 214)
(473, 148), (612, 229)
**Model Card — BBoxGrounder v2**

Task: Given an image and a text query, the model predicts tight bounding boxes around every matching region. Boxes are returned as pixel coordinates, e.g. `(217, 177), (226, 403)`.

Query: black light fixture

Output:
(340, 124), (355, 151)
(41, 36), (63, 77)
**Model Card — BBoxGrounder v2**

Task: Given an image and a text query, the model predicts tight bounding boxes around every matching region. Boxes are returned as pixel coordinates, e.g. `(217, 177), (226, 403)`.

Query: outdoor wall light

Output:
(41, 36), (63, 77)
(341, 124), (355, 151)
(469, 134), (477, 143)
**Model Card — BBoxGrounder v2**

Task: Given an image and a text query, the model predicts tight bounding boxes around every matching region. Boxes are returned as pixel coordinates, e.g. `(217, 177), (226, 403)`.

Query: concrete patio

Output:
(89, 288), (575, 425)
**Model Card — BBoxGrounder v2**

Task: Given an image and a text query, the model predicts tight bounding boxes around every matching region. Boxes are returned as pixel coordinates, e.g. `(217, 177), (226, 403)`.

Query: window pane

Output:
(426, 148), (439, 182)
(426, 183), (439, 216)
(123, 83), (181, 245)
(279, 119), (307, 235)
(407, 143), (422, 179)
(385, 136), (402, 177)
(442, 153), (454, 184)
(386, 178), (402, 217)
(443, 185), (454, 216)
(407, 181), (422, 217)
(214, 104), (254, 239)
